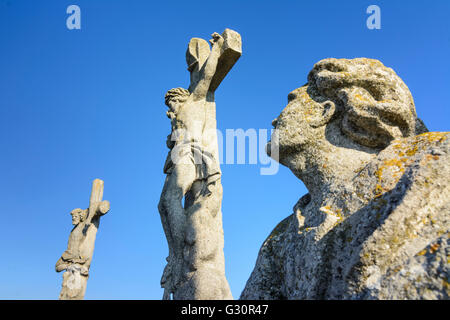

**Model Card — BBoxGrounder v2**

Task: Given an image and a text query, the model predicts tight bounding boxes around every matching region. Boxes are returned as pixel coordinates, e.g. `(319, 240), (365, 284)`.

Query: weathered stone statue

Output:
(56, 179), (110, 300)
(241, 58), (449, 299)
(158, 29), (241, 300)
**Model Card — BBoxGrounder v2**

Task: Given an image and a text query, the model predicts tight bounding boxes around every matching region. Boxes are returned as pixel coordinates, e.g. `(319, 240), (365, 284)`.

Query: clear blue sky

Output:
(0, 0), (449, 299)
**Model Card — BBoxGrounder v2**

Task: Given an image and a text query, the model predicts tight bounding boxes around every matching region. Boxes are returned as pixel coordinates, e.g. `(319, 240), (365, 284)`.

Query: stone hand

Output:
(209, 32), (224, 46)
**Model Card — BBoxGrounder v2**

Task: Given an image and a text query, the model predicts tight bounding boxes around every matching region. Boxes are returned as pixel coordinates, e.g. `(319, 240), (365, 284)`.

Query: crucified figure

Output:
(158, 29), (241, 300)
(55, 179), (110, 300)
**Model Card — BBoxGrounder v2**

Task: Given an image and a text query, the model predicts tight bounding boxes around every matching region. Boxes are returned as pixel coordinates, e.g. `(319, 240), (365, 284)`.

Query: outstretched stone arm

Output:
(190, 33), (224, 101)
(208, 29), (242, 93)
(190, 29), (242, 99)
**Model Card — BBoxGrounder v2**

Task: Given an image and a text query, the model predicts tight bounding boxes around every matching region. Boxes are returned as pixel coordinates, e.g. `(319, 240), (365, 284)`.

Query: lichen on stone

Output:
(241, 58), (450, 300)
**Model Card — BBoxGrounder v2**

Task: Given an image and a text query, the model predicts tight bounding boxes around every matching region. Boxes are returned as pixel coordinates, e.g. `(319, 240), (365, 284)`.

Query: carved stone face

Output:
(166, 100), (181, 119)
(268, 58), (421, 169)
(70, 209), (83, 225)
(268, 86), (327, 166)
(164, 88), (190, 120)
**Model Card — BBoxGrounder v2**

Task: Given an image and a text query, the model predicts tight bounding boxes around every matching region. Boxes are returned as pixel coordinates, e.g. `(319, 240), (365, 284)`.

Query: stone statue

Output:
(158, 29), (241, 300)
(241, 58), (449, 299)
(56, 179), (110, 300)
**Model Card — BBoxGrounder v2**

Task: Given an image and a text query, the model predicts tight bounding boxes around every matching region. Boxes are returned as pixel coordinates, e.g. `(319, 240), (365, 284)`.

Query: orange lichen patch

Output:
(405, 144), (418, 157)
(417, 249), (427, 256)
(425, 154), (440, 162)
(320, 206), (344, 227)
(305, 107), (314, 117)
(417, 242), (442, 256)
(391, 265), (402, 274)
(416, 132), (448, 144)
(392, 132), (447, 157)
(297, 90), (319, 123)
(393, 139), (419, 157)
(429, 243), (440, 254)
(374, 184), (384, 198)
(363, 59), (383, 68)
(354, 93), (372, 102)
(374, 157), (408, 197)
(373, 132), (448, 198)
(320, 206), (343, 219)
(299, 91), (311, 100)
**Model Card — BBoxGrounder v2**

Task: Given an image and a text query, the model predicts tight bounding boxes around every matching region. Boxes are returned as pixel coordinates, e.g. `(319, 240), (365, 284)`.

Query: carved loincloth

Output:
(163, 141), (221, 188)
(58, 250), (87, 265)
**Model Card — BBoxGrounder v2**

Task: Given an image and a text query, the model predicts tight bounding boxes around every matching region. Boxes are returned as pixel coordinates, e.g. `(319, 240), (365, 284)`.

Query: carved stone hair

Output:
(165, 87), (190, 107)
(70, 208), (86, 222)
(307, 58), (427, 148)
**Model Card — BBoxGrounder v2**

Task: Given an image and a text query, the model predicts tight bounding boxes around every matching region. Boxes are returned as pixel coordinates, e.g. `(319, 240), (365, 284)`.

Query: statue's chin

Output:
(265, 141), (272, 157)
(266, 140), (286, 165)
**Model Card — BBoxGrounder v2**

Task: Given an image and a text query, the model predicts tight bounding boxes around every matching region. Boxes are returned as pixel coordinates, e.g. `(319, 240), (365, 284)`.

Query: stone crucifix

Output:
(158, 29), (241, 300)
(55, 179), (110, 300)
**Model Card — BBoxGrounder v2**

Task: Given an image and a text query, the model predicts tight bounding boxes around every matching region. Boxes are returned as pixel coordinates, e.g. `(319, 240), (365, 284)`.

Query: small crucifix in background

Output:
(55, 179), (110, 300)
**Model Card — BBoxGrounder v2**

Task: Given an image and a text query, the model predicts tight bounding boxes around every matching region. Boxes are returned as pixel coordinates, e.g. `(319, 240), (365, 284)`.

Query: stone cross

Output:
(158, 29), (241, 299)
(55, 178), (110, 300)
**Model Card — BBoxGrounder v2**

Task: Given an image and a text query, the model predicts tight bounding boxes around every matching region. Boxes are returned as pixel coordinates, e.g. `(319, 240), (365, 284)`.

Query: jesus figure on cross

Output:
(158, 29), (241, 300)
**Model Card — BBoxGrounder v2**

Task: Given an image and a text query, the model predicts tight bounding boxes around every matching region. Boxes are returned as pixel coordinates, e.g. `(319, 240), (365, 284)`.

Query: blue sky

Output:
(0, 0), (449, 299)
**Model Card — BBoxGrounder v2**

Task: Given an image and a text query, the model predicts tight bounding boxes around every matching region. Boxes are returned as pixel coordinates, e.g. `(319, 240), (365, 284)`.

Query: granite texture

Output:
(241, 58), (449, 300)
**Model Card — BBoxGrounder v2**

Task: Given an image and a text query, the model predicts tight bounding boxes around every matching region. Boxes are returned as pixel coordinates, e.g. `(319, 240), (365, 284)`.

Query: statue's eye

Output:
(288, 93), (297, 102)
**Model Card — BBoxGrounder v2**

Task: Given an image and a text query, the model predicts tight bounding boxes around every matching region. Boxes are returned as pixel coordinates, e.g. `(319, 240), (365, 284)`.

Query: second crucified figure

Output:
(158, 29), (241, 300)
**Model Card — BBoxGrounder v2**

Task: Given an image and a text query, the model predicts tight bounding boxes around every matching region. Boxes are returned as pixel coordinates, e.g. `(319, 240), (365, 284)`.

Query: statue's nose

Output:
(271, 118), (278, 128)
